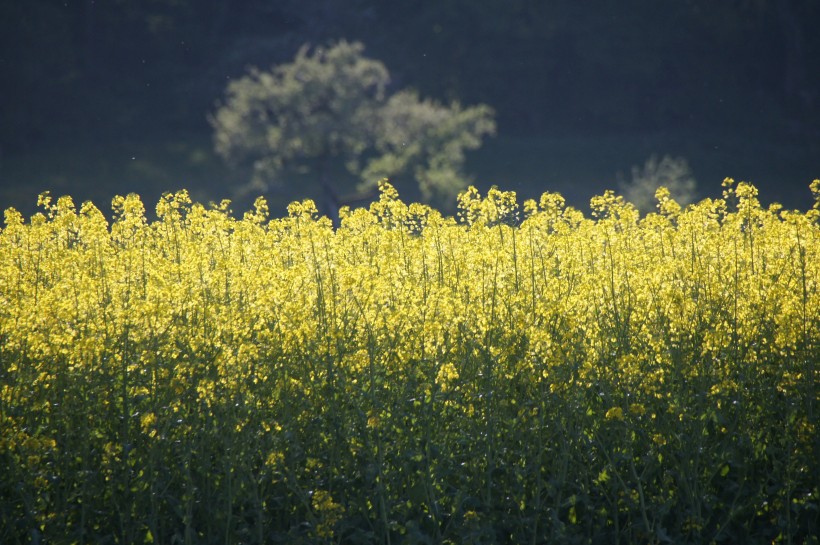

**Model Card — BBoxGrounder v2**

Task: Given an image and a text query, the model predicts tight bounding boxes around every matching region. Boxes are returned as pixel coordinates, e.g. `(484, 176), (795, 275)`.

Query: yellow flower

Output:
(435, 362), (459, 392)
(140, 412), (157, 434)
(312, 490), (345, 539)
(265, 451), (284, 468)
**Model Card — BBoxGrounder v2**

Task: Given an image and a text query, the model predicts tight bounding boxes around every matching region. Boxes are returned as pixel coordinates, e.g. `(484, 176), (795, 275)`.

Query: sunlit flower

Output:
(605, 407), (624, 421)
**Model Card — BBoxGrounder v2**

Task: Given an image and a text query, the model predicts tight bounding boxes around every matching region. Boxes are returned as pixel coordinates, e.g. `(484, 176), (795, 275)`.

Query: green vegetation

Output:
(618, 155), (698, 215)
(210, 40), (495, 208)
(1, 180), (818, 543)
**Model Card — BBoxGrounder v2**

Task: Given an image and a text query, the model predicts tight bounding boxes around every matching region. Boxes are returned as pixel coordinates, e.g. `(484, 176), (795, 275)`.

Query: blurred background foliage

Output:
(0, 0), (818, 216)
(208, 40), (495, 214)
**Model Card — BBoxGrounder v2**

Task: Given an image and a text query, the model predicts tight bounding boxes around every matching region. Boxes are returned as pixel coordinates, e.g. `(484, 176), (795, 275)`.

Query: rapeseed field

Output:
(1, 179), (817, 544)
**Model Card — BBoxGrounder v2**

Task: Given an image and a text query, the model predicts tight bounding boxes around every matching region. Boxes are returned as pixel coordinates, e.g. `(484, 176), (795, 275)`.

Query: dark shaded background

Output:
(1, 0), (818, 218)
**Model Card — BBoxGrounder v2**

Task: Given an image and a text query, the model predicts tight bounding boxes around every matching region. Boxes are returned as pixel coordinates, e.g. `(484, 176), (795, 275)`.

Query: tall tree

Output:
(210, 40), (495, 213)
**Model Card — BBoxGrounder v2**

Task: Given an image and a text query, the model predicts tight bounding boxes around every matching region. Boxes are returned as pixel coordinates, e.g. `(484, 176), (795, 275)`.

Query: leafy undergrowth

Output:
(1, 180), (818, 544)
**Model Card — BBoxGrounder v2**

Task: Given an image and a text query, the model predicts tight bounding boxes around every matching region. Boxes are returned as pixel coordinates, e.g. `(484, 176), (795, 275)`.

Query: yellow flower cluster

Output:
(311, 489), (345, 539)
(0, 179), (817, 543)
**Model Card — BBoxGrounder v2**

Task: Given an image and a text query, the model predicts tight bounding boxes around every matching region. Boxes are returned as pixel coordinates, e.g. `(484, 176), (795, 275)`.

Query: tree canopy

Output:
(210, 40), (495, 209)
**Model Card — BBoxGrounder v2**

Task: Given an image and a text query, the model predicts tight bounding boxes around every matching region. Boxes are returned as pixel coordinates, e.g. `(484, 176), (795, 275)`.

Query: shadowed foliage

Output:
(210, 40), (495, 213)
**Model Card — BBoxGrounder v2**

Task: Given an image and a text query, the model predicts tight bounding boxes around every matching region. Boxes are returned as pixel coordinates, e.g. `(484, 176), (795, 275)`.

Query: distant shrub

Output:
(619, 154), (697, 214)
(210, 40), (495, 209)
